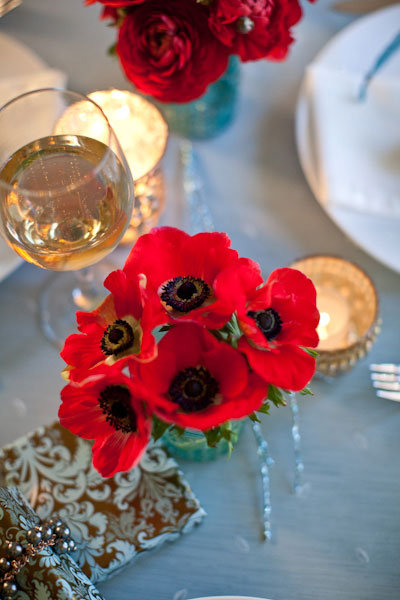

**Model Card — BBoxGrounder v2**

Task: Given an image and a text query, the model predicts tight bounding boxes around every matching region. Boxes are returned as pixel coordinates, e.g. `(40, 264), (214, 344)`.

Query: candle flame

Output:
(317, 311), (331, 341)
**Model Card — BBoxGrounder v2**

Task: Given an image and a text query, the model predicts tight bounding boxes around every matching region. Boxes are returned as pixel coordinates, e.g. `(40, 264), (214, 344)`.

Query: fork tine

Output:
(371, 373), (400, 382)
(376, 390), (400, 402)
(373, 381), (400, 391)
(370, 363), (400, 374)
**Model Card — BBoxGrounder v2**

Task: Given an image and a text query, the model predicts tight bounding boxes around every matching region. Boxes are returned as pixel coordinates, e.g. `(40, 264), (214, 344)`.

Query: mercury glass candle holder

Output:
(87, 90), (168, 242)
(56, 89), (168, 242)
(290, 255), (380, 376)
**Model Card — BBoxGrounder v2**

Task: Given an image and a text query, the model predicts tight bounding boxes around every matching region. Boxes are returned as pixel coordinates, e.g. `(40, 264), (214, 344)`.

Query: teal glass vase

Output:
(157, 56), (240, 140)
(162, 419), (245, 462)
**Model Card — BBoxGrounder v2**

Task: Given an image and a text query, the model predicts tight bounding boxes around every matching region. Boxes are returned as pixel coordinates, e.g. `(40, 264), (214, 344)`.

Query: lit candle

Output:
(315, 286), (350, 351)
(55, 89), (168, 241)
(289, 255), (379, 376)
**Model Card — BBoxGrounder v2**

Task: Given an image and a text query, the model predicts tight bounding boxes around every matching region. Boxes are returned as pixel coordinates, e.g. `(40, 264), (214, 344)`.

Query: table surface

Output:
(1, 2), (400, 599)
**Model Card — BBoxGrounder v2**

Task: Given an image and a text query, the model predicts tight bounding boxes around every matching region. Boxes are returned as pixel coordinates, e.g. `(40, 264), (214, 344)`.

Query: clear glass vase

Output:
(157, 56), (240, 140)
(162, 419), (245, 462)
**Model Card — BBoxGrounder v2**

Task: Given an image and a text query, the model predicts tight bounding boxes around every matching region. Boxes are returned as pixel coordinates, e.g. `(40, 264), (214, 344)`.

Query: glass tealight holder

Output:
(290, 255), (380, 376)
(57, 89), (169, 243)
(87, 91), (168, 242)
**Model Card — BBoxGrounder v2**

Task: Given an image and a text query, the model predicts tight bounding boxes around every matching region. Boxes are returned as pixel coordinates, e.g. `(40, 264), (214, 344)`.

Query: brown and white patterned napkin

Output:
(0, 422), (205, 583)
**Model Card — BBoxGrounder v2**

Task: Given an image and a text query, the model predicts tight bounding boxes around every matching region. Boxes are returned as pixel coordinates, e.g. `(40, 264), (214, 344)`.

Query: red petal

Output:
(158, 323), (205, 372)
(238, 338), (316, 391)
(76, 294), (117, 332)
(138, 349), (178, 395)
(104, 269), (143, 320)
(203, 345), (248, 398)
(60, 327), (104, 369)
(124, 227), (189, 286)
(214, 257), (264, 314)
(58, 396), (112, 439)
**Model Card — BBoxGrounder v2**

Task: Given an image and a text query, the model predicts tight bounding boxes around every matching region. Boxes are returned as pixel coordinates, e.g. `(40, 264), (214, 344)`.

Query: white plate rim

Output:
(295, 5), (400, 275)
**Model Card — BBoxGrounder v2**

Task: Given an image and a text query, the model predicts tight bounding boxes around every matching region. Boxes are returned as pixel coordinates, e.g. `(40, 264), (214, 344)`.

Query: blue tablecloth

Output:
(0, 1), (399, 598)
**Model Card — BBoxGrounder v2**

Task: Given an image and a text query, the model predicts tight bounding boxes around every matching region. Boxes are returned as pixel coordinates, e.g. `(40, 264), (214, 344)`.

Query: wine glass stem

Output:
(72, 268), (104, 311)
(39, 268), (106, 350)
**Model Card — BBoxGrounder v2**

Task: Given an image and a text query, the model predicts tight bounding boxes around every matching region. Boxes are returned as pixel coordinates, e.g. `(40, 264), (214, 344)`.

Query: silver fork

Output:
(370, 364), (400, 402)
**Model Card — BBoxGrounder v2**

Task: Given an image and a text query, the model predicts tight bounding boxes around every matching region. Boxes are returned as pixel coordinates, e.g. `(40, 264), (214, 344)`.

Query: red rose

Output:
(101, 6), (118, 20)
(61, 269), (157, 378)
(235, 267), (319, 390)
(123, 227), (257, 329)
(116, 0), (229, 102)
(59, 364), (153, 477)
(85, 1), (147, 6)
(135, 323), (268, 430)
(208, 0), (303, 62)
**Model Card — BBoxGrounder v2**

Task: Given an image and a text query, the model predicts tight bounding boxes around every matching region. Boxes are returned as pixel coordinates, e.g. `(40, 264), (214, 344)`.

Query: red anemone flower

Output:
(61, 269), (157, 379)
(234, 267), (319, 391)
(59, 363), (153, 477)
(135, 323), (268, 430)
(123, 226), (259, 329)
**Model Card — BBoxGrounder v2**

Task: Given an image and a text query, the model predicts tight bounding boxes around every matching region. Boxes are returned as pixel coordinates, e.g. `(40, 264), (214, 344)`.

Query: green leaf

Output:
(256, 402), (270, 415)
(248, 412), (261, 423)
(203, 428), (221, 448)
(268, 385), (286, 407)
(152, 416), (170, 442)
(302, 347), (319, 358)
(107, 43), (117, 56)
(225, 440), (234, 460)
(299, 387), (313, 396)
(171, 425), (185, 438)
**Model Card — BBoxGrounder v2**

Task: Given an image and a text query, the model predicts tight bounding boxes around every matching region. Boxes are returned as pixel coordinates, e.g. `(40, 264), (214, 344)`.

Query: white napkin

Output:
(0, 68), (67, 109)
(305, 62), (400, 218)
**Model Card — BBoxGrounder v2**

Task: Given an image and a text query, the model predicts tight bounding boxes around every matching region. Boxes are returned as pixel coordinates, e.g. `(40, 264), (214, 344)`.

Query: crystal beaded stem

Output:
(179, 147), (296, 541)
(251, 421), (272, 541)
(289, 392), (304, 494)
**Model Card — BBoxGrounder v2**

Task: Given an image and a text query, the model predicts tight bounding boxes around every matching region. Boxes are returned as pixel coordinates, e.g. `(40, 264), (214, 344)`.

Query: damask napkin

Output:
(305, 62), (400, 217)
(0, 422), (205, 584)
(0, 486), (105, 599)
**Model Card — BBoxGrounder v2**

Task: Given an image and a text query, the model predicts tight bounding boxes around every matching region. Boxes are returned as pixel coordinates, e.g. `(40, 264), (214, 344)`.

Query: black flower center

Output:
(168, 366), (219, 413)
(101, 319), (135, 356)
(160, 276), (210, 313)
(248, 308), (282, 341)
(98, 385), (137, 433)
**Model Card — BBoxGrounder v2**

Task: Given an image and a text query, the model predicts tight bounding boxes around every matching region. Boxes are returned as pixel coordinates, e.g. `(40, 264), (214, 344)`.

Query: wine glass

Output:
(0, 88), (134, 346)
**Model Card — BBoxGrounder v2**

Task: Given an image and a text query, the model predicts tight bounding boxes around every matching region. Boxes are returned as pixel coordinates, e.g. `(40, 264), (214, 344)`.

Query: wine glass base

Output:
(39, 269), (108, 350)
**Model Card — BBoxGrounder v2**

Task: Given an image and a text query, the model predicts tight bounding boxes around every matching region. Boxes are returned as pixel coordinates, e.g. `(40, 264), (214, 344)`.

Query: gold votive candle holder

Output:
(290, 255), (380, 376)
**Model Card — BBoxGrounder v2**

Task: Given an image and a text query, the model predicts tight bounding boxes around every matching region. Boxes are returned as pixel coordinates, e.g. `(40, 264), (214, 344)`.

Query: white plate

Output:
(296, 5), (400, 274)
(0, 32), (50, 281)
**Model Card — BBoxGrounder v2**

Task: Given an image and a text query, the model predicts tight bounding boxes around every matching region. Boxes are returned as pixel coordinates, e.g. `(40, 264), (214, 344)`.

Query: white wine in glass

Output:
(0, 88), (134, 345)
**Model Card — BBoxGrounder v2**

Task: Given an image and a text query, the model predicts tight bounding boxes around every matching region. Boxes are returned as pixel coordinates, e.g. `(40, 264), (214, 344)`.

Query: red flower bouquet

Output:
(86, 0), (315, 103)
(59, 227), (319, 478)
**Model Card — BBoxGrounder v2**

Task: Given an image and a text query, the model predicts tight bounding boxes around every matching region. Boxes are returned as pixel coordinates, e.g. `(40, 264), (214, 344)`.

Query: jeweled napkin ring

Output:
(0, 517), (77, 599)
